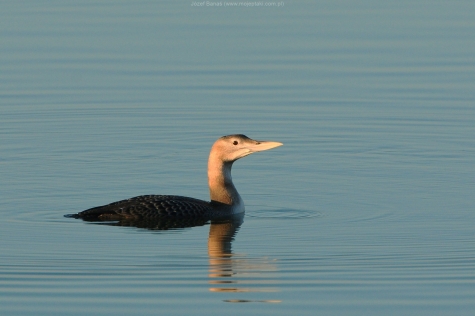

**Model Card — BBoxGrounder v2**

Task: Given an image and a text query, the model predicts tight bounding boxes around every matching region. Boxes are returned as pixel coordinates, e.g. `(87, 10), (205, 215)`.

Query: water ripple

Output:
(247, 208), (322, 220)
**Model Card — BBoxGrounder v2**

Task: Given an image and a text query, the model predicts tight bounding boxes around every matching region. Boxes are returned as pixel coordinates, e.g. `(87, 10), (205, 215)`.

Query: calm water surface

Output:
(1, 1), (474, 315)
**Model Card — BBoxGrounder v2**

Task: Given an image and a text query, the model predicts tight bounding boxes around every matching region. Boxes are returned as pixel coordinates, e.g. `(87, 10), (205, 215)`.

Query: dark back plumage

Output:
(68, 195), (213, 221)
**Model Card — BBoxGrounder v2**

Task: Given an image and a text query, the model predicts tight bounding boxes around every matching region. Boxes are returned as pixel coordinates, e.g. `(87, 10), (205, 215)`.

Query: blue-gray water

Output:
(1, 1), (474, 315)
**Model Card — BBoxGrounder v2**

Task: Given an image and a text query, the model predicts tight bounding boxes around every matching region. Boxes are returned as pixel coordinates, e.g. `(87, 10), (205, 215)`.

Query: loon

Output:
(66, 134), (282, 221)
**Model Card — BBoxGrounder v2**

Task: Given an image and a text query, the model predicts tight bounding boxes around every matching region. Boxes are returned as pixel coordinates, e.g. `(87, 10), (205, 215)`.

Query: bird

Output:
(65, 134), (282, 222)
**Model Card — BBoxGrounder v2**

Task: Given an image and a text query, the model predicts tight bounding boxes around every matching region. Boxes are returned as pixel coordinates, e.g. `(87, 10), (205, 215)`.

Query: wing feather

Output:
(73, 195), (212, 220)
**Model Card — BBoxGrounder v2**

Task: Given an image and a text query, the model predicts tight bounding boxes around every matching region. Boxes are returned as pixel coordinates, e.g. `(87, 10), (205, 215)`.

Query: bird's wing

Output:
(73, 195), (212, 220)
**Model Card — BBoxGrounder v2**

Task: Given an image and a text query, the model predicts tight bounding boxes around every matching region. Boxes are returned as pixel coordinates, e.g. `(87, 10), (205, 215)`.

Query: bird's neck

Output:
(207, 157), (243, 210)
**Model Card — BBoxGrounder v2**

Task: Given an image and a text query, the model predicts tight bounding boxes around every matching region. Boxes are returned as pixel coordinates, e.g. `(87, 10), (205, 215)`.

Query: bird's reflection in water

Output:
(207, 214), (281, 303)
(85, 213), (280, 303)
(90, 217), (209, 230)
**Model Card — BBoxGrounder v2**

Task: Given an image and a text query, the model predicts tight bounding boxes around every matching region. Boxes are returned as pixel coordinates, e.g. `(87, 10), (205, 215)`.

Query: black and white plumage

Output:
(68, 195), (213, 221)
(66, 134), (282, 222)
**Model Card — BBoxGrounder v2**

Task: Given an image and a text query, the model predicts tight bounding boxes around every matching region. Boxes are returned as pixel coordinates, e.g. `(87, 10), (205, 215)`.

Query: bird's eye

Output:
(233, 141), (238, 145)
